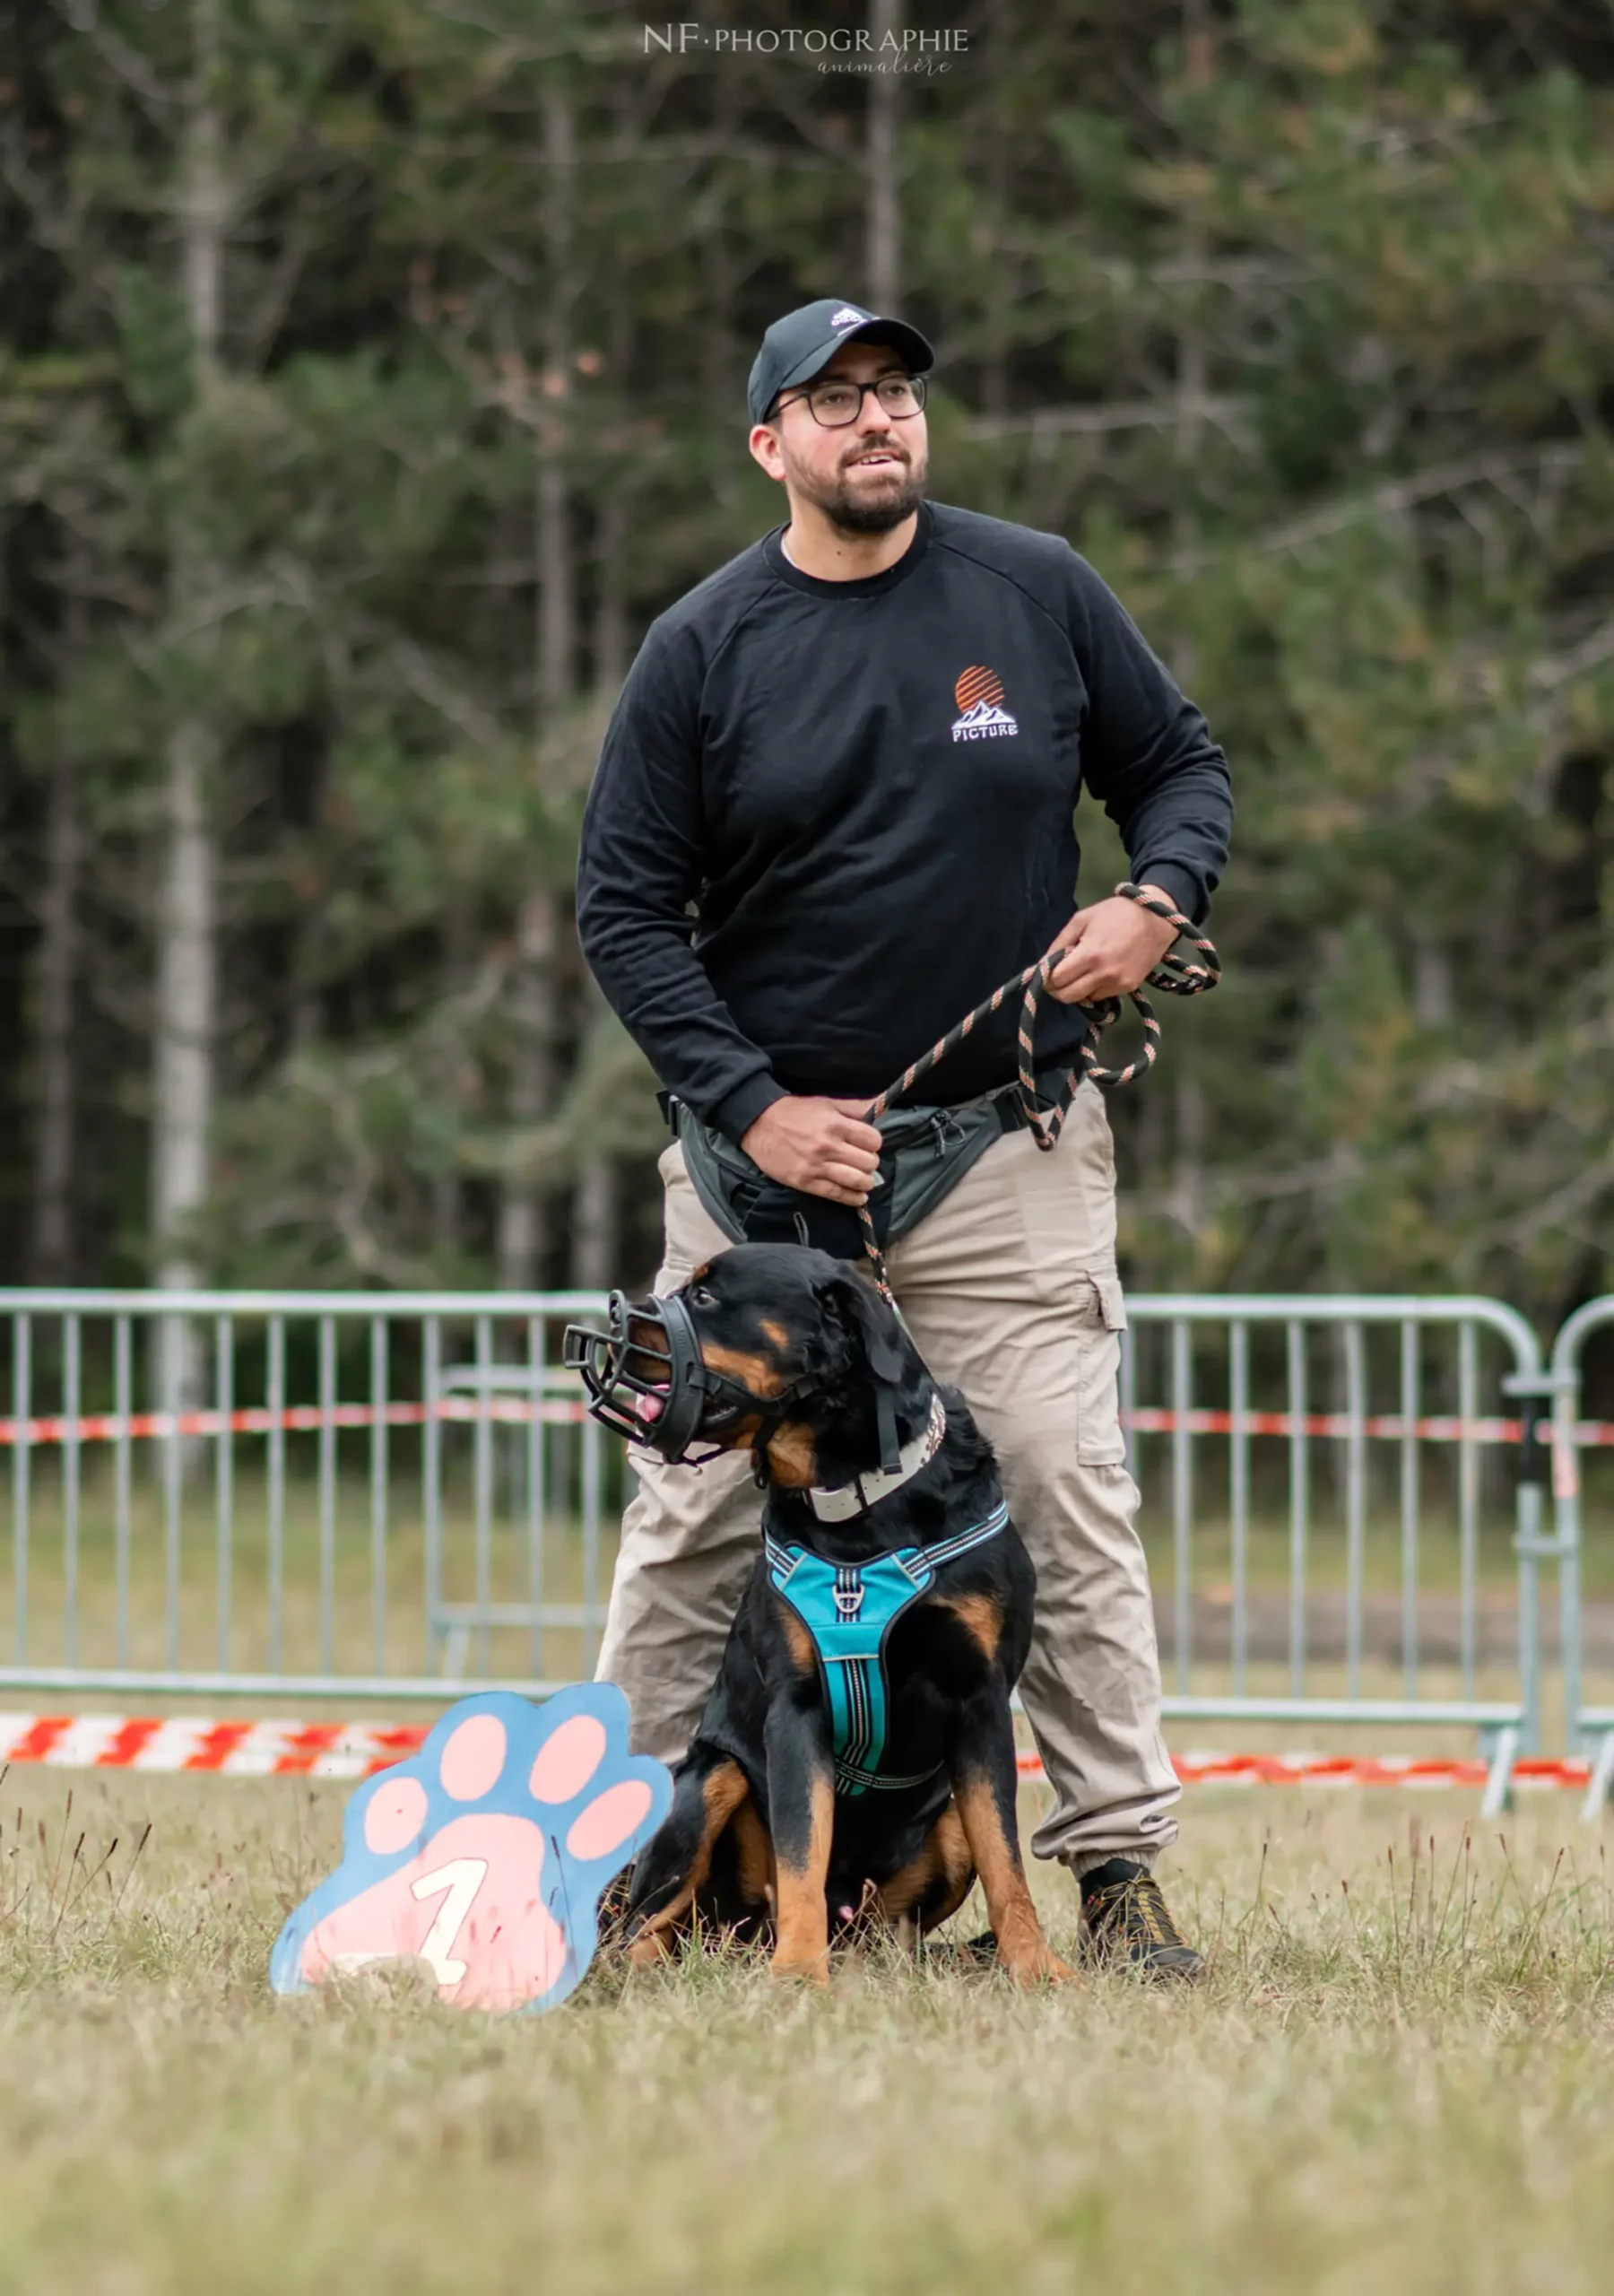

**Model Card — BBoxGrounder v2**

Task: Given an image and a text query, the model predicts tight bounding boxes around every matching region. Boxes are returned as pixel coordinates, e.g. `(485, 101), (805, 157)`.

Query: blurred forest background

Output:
(2, 0), (1613, 1323)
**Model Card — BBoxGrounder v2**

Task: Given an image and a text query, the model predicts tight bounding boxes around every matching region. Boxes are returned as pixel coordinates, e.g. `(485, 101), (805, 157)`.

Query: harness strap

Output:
(831, 1756), (945, 1796)
(765, 1500), (1011, 1796)
(919, 1502), (1012, 1570)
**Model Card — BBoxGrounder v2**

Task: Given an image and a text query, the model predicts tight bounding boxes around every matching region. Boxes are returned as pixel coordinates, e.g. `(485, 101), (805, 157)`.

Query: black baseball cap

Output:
(747, 298), (933, 424)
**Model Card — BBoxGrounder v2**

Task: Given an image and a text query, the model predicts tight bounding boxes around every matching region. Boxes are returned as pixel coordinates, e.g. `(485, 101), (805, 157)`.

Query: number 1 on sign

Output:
(410, 1857), (489, 1987)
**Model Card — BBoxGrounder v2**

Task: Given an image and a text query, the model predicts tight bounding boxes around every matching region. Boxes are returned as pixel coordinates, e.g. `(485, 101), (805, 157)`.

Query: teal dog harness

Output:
(764, 1500), (1010, 1797)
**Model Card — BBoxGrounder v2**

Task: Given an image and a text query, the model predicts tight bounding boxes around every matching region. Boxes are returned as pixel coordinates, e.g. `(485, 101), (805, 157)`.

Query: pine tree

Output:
(0, 0), (1610, 1326)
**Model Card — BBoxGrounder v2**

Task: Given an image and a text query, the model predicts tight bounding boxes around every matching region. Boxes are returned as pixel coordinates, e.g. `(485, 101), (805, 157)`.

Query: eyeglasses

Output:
(772, 373), (927, 427)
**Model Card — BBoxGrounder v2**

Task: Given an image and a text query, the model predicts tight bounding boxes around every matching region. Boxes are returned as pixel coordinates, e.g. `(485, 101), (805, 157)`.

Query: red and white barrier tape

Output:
(0, 1712), (1593, 1790)
(1124, 1407), (1568, 1445)
(0, 1713), (431, 1780)
(1086, 1751), (1592, 1790)
(1, 1399), (1604, 1454)
(0, 1397), (587, 1448)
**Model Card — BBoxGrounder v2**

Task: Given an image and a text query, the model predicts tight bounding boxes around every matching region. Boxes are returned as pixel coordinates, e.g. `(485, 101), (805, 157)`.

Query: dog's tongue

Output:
(635, 1391), (666, 1425)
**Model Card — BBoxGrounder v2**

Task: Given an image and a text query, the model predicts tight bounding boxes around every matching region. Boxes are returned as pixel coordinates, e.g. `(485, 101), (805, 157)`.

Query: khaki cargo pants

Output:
(594, 1083), (1181, 1874)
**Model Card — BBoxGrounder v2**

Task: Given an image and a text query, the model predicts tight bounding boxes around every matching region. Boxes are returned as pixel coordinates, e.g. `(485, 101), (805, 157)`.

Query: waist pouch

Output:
(664, 1090), (1031, 1261)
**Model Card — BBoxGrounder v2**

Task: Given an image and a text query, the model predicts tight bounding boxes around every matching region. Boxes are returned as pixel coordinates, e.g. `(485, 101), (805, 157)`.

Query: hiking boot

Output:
(1080, 1858), (1203, 1983)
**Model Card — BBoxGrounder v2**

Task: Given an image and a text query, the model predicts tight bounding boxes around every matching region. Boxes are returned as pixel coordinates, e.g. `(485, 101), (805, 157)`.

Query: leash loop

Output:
(854, 883), (1219, 1298)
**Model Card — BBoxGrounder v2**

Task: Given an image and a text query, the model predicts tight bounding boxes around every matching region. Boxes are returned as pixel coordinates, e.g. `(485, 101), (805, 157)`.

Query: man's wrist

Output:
(1131, 865), (1201, 924)
(1135, 883), (1184, 938)
(715, 1073), (787, 1147)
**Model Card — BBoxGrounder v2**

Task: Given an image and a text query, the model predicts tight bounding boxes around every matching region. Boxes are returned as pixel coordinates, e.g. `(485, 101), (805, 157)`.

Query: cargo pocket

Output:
(1075, 1269), (1129, 1466)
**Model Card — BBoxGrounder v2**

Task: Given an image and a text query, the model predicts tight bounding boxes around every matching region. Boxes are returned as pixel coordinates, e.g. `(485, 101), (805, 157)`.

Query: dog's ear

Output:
(820, 1268), (907, 1388)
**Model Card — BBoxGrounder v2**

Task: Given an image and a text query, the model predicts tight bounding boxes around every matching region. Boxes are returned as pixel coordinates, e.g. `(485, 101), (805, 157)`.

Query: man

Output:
(575, 298), (1233, 1978)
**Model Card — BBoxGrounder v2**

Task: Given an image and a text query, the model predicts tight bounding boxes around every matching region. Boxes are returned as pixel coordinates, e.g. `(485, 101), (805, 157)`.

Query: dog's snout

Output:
(614, 1305), (672, 1427)
(627, 1309), (670, 1361)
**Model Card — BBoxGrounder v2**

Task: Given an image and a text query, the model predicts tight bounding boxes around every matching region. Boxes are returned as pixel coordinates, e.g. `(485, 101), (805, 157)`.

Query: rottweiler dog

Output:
(586, 1243), (1071, 1987)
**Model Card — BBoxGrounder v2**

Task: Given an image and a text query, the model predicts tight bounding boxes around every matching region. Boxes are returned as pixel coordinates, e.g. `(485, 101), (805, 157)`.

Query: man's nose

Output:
(853, 389), (890, 432)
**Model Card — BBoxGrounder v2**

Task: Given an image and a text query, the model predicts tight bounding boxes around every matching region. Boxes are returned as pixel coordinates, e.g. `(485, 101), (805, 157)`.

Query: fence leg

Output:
(1580, 1729), (1614, 1827)
(1513, 1485), (1543, 1758)
(1479, 1723), (1519, 1822)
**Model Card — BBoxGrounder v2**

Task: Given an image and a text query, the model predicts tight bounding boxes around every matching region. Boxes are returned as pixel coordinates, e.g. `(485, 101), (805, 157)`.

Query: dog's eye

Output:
(690, 1285), (717, 1310)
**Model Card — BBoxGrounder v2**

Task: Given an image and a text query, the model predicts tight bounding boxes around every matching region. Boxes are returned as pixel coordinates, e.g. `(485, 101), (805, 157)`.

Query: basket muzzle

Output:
(562, 1289), (750, 1465)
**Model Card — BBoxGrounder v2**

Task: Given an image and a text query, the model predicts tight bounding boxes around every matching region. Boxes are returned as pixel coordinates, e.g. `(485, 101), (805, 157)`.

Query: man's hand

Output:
(1046, 885), (1182, 1006)
(740, 1095), (883, 1206)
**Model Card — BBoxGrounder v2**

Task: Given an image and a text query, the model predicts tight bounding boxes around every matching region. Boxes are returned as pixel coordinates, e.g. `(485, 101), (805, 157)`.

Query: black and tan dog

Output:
(565, 1244), (1072, 1987)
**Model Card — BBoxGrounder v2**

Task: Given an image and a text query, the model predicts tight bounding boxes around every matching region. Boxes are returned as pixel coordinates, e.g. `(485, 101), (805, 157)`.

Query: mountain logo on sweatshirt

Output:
(950, 665), (1019, 742)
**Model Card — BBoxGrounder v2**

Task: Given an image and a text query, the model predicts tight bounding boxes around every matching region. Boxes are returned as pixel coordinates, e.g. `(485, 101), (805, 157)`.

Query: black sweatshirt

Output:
(577, 499), (1233, 1144)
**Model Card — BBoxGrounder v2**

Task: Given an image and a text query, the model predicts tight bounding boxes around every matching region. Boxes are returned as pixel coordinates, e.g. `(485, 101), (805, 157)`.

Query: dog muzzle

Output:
(562, 1290), (776, 1465)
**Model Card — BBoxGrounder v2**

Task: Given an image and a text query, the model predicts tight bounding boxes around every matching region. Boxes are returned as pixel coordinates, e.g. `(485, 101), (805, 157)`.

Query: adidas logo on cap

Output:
(829, 306), (868, 327)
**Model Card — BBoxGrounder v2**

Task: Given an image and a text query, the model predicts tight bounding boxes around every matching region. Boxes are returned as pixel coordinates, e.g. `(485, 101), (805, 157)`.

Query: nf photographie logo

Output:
(644, 23), (968, 73)
(950, 666), (1019, 743)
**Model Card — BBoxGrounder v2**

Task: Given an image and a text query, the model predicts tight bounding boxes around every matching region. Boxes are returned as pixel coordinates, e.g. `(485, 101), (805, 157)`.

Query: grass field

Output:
(2, 1766), (1610, 2295)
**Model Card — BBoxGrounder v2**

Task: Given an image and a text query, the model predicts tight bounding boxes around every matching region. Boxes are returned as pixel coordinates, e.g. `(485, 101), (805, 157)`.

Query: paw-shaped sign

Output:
(271, 1687), (671, 2013)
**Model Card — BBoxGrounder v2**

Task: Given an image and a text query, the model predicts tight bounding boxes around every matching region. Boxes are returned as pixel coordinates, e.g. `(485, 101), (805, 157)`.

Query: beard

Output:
(789, 438), (928, 535)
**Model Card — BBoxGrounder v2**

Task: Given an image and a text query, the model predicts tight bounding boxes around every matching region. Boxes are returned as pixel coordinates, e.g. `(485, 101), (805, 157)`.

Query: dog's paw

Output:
(271, 1687), (672, 2013)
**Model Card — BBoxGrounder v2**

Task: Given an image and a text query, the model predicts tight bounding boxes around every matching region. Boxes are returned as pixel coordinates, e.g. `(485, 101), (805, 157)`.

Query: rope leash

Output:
(855, 883), (1219, 1300)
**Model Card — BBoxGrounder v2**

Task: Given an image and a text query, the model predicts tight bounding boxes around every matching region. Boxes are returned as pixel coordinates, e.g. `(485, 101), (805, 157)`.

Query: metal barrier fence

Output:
(1124, 1295), (1549, 1816)
(0, 1286), (1574, 1818)
(1549, 1298), (1614, 1818)
(1, 1291), (617, 1703)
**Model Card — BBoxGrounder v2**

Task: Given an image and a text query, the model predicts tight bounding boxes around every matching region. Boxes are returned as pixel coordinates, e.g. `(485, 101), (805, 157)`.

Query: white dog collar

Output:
(807, 1391), (947, 1523)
